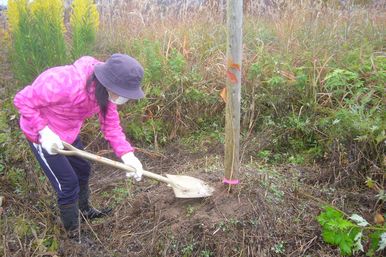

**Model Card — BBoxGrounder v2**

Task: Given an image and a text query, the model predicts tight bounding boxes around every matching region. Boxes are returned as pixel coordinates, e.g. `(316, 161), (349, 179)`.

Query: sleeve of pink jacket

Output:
(13, 73), (69, 138)
(98, 103), (134, 157)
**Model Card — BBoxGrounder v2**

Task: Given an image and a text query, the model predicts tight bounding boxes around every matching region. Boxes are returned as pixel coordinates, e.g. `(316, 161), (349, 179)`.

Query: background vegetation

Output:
(93, 0), (385, 183)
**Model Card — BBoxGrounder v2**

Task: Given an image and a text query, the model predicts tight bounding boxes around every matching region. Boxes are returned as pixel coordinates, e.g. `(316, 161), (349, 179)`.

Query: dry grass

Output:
(95, 0), (385, 82)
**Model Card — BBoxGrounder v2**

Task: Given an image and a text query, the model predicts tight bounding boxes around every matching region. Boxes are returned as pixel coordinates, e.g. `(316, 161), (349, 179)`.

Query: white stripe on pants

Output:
(33, 143), (63, 191)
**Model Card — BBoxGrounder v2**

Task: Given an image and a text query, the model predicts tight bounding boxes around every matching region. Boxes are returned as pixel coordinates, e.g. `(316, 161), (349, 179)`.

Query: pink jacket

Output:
(14, 56), (134, 157)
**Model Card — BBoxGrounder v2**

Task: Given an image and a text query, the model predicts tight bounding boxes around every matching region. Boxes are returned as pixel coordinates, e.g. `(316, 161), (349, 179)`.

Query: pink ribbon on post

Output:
(223, 178), (240, 185)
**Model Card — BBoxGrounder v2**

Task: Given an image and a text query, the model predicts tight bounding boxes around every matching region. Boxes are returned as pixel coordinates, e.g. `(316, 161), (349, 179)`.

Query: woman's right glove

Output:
(38, 126), (64, 155)
(121, 152), (143, 181)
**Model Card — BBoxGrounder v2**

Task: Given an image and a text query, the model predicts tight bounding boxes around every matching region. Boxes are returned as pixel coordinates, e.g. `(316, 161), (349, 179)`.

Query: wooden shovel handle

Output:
(55, 142), (172, 185)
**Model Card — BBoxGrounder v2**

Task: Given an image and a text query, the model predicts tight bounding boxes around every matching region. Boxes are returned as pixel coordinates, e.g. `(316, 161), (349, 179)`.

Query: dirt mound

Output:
(56, 162), (337, 257)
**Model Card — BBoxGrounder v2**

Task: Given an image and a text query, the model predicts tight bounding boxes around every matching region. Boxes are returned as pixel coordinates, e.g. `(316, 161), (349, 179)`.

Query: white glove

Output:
(38, 126), (64, 155)
(121, 152), (143, 181)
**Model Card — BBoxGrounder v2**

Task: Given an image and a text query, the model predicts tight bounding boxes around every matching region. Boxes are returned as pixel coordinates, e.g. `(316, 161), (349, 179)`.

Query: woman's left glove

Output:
(121, 152), (143, 181)
(39, 126), (64, 155)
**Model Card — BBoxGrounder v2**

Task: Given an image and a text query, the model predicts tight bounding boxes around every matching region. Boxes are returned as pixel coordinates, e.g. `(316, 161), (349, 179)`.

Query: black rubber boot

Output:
(79, 184), (112, 220)
(59, 202), (80, 242)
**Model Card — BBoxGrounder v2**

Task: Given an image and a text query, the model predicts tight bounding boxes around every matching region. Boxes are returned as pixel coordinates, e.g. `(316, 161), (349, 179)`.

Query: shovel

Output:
(55, 142), (214, 198)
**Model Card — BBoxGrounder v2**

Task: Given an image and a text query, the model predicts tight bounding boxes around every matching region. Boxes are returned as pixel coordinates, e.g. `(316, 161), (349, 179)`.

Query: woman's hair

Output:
(86, 73), (109, 118)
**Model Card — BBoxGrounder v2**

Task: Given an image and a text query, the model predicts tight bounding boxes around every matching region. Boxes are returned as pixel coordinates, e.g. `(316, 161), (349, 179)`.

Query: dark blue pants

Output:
(29, 137), (91, 205)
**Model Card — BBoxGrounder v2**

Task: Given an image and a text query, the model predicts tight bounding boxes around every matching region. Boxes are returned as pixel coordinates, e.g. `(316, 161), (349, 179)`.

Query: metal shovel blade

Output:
(166, 174), (215, 198)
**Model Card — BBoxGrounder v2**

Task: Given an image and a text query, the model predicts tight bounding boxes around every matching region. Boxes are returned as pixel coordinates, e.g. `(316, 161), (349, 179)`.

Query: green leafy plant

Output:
(70, 0), (99, 59)
(8, 0), (67, 85)
(200, 249), (213, 257)
(215, 221), (229, 232)
(247, 62), (262, 81)
(14, 216), (38, 238)
(267, 75), (285, 87)
(257, 150), (271, 162)
(126, 118), (167, 147)
(110, 185), (130, 206)
(182, 242), (195, 257)
(186, 204), (195, 217)
(317, 206), (386, 256)
(6, 167), (28, 195)
(323, 68), (376, 111)
(271, 241), (285, 254)
(42, 235), (59, 252)
(324, 69), (363, 94)
(287, 155), (305, 165)
(0, 162), (4, 175)
(139, 39), (165, 86)
(294, 68), (308, 90)
(168, 49), (187, 82)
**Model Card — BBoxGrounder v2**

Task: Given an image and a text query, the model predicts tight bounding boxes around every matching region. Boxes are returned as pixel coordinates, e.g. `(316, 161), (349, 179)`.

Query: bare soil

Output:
(3, 141), (381, 257)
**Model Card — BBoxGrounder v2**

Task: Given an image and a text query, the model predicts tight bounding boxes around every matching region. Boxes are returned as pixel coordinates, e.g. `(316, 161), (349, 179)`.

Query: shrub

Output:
(8, 0), (67, 85)
(70, 0), (99, 59)
(317, 206), (386, 256)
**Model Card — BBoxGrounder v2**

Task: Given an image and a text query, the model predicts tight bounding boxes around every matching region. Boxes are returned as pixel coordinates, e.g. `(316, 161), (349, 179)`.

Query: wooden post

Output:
(224, 0), (242, 188)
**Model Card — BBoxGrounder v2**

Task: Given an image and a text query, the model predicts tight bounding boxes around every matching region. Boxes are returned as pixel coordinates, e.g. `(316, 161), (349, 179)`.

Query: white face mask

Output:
(108, 91), (129, 105)
(110, 96), (129, 105)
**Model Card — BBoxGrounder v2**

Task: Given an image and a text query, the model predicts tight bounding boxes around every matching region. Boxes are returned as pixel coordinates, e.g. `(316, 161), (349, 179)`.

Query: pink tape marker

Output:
(223, 178), (240, 185)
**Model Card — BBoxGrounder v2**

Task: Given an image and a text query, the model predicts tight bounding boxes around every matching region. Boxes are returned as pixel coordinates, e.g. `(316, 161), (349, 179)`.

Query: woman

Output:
(14, 53), (145, 240)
